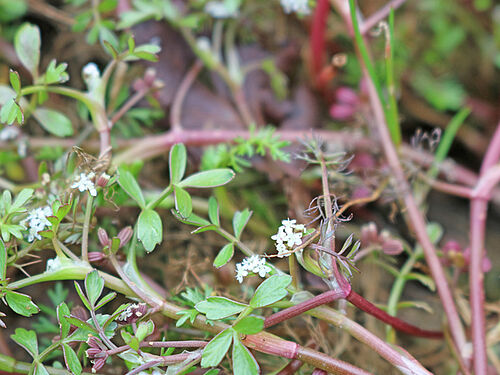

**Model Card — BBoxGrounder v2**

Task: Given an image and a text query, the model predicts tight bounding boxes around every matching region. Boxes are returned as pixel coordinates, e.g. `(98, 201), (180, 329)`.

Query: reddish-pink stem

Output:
(335, 0), (467, 357)
(310, 0), (330, 79)
(264, 289), (348, 328)
(346, 291), (443, 339)
(468, 120), (500, 374)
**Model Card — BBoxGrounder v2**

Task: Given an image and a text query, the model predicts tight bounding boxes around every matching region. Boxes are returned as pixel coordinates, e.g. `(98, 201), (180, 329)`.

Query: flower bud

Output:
(91, 357), (106, 373)
(329, 103), (356, 121)
(97, 228), (110, 247)
(88, 252), (106, 264)
(117, 226), (133, 248)
(96, 173), (110, 188)
(360, 222), (378, 246)
(335, 87), (359, 105)
(143, 68), (157, 87)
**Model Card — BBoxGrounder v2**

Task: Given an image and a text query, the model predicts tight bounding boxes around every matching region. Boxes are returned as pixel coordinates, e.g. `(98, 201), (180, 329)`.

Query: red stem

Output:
(346, 291), (443, 339)
(468, 120), (500, 374)
(310, 0), (330, 81)
(264, 289), (348, 328)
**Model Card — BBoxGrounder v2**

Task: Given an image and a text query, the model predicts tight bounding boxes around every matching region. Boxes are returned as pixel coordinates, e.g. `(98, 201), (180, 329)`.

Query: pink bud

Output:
(117, 226), (133, 248)
(442, 240), (462, 254)
(381, 238), (404, 255)
(96, 173), (110, 188)
(92, 357), (106, 372)
(335, 87), (359, 105)
(143, 68), (157, 86)
(329, 103), (356, 120)
(88, 252), (106, 263)
(97, 228), (110, 247)
(360, 222), (378, 246)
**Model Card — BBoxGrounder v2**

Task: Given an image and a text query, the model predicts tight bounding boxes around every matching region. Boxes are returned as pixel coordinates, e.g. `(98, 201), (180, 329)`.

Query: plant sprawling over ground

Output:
(0, 0), (499, 374)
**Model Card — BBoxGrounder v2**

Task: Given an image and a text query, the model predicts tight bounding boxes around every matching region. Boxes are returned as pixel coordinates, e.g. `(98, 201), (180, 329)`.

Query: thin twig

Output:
(170, 60), (204, 132)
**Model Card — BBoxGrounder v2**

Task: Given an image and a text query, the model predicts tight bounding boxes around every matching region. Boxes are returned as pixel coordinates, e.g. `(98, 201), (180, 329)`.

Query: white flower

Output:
(235, 255), (270, 283)
(235, 262), (249, 283)
(282, 218), (297, 227)
(82, 62), (101, 92)
(271, 218), (306, 257)
(71, 172), (97, 196)
(205, 1), (238, 18)
(82, 63), (100, 80)
(23, 206), (53, 242)
(280, 0), (311, 15)
(0, 125), (19, 141)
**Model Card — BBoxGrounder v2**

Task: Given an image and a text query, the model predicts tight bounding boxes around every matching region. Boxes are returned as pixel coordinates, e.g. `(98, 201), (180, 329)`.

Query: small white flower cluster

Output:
(23, 206), (53, 242)
(117, 303), (146, 322)
(71, 172), (97, 196)
(205, 1), (238, 18)
(235, 255), (271, 283)
(280, 0), (311, 15)
(271, 218), (306, 258)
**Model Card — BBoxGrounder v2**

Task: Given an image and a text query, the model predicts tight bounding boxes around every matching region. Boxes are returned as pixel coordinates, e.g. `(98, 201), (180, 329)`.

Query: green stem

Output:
(0, 352), (95, 375)
(146, 184), (173, 210)
(348, 0), (400, 145)
(51, 238), (67, 259)
(385, 247), (422, 342)
(81, 194), (94, 262)
(20, 85), (108, 132)
(384, 8), (401, 146)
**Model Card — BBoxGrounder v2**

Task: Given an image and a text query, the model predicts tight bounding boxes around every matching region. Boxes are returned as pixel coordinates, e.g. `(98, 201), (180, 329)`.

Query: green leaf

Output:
(57, 302), (71, 339)
(179, 169), (235, 188)
(208, 196), (220, 226)
(426, 222), (443, 245)
(137, 208), (162, 252)
(169, 143), (187, 184)
(62, 343), (82, 375)
(135, 320), (154, 342)
(406, 272), (436, 292)
(121, 330), (139, 351)
(95, 292), (117, 310)
(34, 364), (50, 375)
(43, 59), (69, 84)
(0, 98), (22, 125)
(213, 243), (234, 268)
(9, 70), (21, 95)
(171, 211), (211, 227)
(6, 290), (40, 316)
(201, 328), (233, 368)
(85, 270), (104, 307)
(64, 316), (97, 335)
(33, 108), (73, 137)
(14, 23), (40, 78)
(232, 209), (252, 239)
(11, 328), (38, 358)
(73, 281), (91, 310)
(11, 188), (33, 211)
(232, 334), (259, 375)
(66, 315), (116, 342)
(250, 274), (292, 308)
(232, 316), (264, 335)
(195, 297), (247, 320)
(98, 0), (117, 12)
(0, 240), (6, 280)
(118, 168), (146, 208)
(174, 186), (192, 219)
